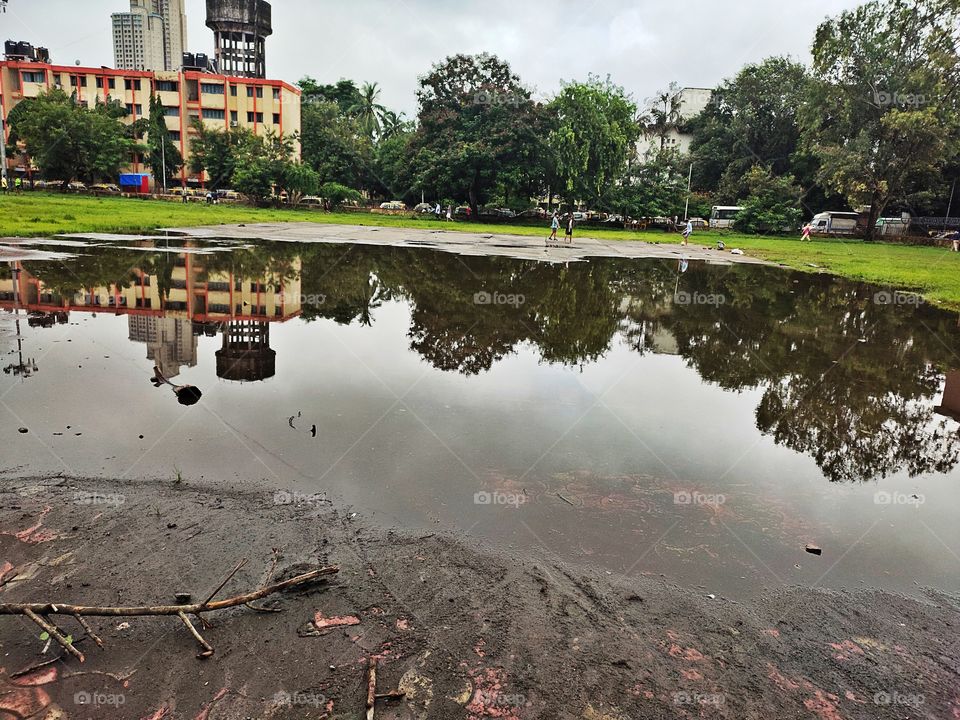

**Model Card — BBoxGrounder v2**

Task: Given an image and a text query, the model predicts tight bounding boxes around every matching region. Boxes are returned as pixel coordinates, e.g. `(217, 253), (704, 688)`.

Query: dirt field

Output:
(0, 476), (958, 719)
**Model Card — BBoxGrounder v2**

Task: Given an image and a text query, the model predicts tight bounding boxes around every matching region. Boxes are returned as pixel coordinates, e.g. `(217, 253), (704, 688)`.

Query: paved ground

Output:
(162, 222), (771, 265)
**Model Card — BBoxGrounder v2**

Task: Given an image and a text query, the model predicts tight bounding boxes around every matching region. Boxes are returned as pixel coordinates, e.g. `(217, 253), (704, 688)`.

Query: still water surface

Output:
(2, 238), (958, 598)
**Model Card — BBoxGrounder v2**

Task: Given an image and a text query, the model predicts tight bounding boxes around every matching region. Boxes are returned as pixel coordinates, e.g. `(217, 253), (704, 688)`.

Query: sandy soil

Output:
(0, 476), (957, 720)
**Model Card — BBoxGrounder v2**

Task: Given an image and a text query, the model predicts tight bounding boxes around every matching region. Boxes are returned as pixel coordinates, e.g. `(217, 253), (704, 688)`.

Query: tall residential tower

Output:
(112, 0), (187, 72)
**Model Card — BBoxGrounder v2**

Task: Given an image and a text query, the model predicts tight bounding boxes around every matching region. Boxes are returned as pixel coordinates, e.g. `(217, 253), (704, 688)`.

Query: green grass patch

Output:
(3, 192), (959, 309)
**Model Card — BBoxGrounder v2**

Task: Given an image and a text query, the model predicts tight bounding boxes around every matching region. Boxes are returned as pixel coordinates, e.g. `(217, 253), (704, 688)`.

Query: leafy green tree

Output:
(548, 75), (640, 209)
(320, 181), (362, 207)
(373, 130), (417, 202)
(232, 157), (275, 204)
(145, 94), (182, 188)
(277, 162), (321, 204)
(802, 0), (960, 238)
(733, 165), (804, 234)
(298, 77), (363, 115)
(411, 53), (544, 216)
(189, 123), (262, 189)
(300, 100), (374, 189)
(7, 89), (136, 185)
(688, 57), (813, 202)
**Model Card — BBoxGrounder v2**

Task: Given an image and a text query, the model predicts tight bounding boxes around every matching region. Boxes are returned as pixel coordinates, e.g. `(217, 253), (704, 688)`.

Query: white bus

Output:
(710, 206), (743, 229)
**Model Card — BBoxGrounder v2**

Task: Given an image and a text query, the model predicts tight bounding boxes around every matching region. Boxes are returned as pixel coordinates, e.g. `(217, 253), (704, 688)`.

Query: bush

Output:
(733, 165), (803, 234)
(320, 182), (362, 208)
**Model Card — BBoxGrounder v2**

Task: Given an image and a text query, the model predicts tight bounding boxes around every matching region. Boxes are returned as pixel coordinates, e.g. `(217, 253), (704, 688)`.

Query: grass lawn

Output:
(4, 192), (960, 309)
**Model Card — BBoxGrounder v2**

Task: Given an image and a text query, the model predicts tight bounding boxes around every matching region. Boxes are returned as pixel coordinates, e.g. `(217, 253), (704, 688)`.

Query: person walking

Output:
(434, 202), (441, 220)
(801, 223), (812, 241)
(681, 219), (693, 246)
(548, 212), (559, 243)
(446, 205), (453, 222)
(13, 177), (23, 195)
(565, 213), (575, 244)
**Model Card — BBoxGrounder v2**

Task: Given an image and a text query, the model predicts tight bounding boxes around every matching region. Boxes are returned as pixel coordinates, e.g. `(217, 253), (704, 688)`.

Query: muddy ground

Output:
(0, 477), (957, 720)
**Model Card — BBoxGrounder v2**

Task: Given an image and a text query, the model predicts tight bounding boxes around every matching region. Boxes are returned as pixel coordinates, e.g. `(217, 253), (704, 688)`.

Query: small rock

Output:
(805, 544), (823, 556)
(17, 427), (28, 434)
(174, 592), (192, 604)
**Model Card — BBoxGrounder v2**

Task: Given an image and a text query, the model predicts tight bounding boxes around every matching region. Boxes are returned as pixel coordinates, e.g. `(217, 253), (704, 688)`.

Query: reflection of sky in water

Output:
(1, 241), (959, 598)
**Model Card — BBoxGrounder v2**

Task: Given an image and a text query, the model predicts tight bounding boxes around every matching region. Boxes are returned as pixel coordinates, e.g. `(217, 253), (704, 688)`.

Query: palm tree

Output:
(378, 110), (409, 141)
(350, 82), (386, 139)
(640, 82), (684, 152)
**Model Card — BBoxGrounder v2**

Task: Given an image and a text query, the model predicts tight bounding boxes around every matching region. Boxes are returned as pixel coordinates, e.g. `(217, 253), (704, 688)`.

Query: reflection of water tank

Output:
(215, 320), (276, 382)
(205, 0), (272, 78)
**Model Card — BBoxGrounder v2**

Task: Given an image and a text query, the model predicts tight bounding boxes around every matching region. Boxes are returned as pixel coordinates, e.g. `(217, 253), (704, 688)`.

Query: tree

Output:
(687, 58), (813, 202)
(733, 165), (804, 234)
(640, 82), (684, 152)
(379, 110), (411, 141)
(548, 75), (640, 209)
(411, 53), (544, 216)
(145, 94), (182, 188)
(350, 81), (386, 139)
(189, 123), (262, 189)
(7, 89), (136, 186)
(277, 162), (321, 205)
(298, 77), (363, 116)
(300, 100), (374, 190)
(232, 157), (275, 204)
(802, 0), (960, 239)
(319, 181), (362, 208)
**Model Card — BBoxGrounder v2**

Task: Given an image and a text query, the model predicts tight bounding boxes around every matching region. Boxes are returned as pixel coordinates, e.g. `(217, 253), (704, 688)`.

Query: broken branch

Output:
(23, 608), (84, 663)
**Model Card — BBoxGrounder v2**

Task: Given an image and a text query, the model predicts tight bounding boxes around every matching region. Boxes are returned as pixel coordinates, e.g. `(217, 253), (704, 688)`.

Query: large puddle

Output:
(2, 238), (959, 599)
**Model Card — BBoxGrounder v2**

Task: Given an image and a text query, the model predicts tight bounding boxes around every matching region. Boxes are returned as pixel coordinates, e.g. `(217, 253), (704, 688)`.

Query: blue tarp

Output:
(119, 173), (150, 186)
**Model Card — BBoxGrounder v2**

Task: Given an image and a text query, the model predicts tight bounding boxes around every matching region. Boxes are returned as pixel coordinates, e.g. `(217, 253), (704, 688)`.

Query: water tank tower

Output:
(205, 0), (272, 78)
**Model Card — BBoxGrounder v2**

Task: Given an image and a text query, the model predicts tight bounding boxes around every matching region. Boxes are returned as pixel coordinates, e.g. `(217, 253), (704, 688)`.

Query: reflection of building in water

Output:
(128, 316), (197, 379)
(0, 249), (300, 383)
(936, 371), (960, 422)
(215, 320), (275, 382)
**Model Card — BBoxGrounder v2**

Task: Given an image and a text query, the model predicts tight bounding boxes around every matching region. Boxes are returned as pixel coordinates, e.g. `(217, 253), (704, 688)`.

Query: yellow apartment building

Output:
(0, 59), (301, 189)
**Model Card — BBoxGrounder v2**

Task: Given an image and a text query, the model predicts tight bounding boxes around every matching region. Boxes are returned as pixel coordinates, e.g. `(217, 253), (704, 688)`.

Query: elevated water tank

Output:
(205, 0), (272, 78)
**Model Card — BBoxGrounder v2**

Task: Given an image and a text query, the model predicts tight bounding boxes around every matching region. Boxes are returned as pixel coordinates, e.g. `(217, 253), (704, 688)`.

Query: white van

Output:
(710, 206), (743, 229)
(809, 211), (860, 236)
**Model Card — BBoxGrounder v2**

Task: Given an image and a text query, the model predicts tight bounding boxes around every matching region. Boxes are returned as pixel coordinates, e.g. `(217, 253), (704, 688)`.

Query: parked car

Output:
(572, 211), (587, 221)
(519, 207), (547, 219)
(215, 189), (241, 201)
(380, 201), (406, 210)
(67, 181), (87, 192)
(413, 202), (435, 214)
(300, 196), (324, 207)
(90, 183), (121, 193)
(454, 205), (472, 217)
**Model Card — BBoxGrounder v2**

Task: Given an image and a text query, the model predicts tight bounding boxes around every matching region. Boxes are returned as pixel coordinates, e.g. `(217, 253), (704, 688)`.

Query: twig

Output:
(556, 492), (577, 507)
(11, 656), (61, 679)
(23, 608), (84, 663)
(201, 558), (247, 609)
(72, 613), (103, 648)
(177, 611), (214, 658)
(0, 565), (338, 617)
(366, 658), (378, 720)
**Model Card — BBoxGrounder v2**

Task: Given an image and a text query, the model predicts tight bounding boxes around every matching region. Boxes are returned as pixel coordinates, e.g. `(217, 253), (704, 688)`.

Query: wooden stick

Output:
(177, 611), (214, 658)
(23, 608), (84, 663)
(0, 566), (339, 617)
(200, 558), (247, 609)
(72, 613), (104, 648)
(366, 658), (378, 720)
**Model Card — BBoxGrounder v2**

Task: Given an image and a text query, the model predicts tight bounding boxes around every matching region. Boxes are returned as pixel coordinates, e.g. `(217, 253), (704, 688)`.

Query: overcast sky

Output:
(6, 0), (863, 116)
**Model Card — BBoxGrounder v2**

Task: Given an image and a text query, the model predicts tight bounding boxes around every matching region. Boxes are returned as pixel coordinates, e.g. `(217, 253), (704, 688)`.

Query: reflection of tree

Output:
(15, 240), (960, 484)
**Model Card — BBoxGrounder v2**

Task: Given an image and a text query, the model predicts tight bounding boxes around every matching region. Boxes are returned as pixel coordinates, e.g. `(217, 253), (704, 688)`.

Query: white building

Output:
(112, 0), (187, 72)
(639, 87), (714, 158)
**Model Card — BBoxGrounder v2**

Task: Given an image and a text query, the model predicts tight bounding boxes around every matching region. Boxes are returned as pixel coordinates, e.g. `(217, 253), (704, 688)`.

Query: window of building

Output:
(70, 75), (79, 87)
(230, 85), (238, 96)
(156, 80), (179, 92)
(124, 79), (140, 91)
(169, 131), (181, 141)
(201, 83), (225, 95)
(108, 78), (116, 89)
(272, 88), (281, 101)
(247, 112), (264, 123)
(230, 110), (238, 123)
(163, 106), (180, 117)
(22, 71), (46, 84)
(246, 86), (254, 98)
(272, 113), (280, 125)
(202, 108), (225, 120)
(246, 86), (263, 99)
(126, 103), (143, 115)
